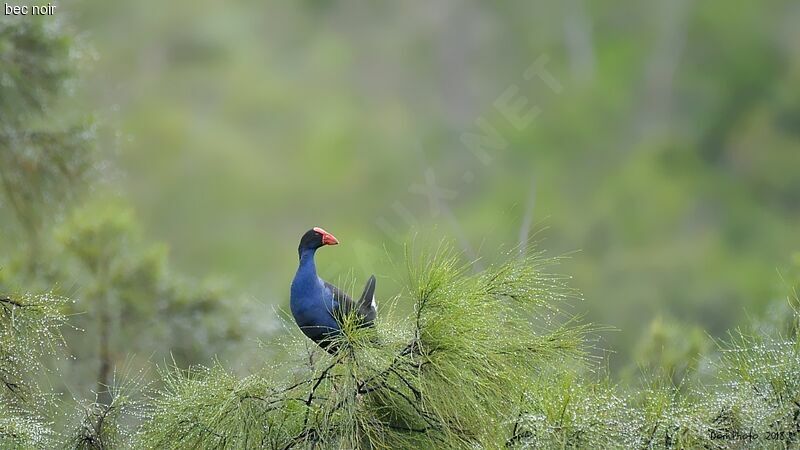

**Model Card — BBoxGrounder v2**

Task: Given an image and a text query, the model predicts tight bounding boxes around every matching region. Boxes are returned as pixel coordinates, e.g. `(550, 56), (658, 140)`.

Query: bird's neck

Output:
(296, 248), (318, 280)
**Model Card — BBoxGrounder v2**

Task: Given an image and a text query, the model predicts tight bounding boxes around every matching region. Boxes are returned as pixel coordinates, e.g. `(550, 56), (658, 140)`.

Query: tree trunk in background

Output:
(564, 0), (596, 85)
(433, 1), (485, 270)
(637, 0), (691, 140)
(97, 287), (113, 406)
(518, 179), (537, 257)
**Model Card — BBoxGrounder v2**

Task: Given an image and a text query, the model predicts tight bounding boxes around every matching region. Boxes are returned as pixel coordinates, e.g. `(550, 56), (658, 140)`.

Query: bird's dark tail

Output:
(357, 275), (377, 323)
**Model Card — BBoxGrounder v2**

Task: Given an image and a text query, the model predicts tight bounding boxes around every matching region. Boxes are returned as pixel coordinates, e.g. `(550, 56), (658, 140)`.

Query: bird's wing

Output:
(323, 280), (356, 319)
(357, 275), (377, 323)
(323, 277), (377, 326)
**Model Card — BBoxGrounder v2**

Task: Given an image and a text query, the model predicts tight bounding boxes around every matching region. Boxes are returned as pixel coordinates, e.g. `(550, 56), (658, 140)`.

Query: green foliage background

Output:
(41, 0), (799, 367)
(1, 1), (799, 448)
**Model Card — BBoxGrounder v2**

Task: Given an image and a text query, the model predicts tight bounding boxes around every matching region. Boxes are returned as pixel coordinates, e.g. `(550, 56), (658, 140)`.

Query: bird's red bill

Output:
(314, 227), (339, 245)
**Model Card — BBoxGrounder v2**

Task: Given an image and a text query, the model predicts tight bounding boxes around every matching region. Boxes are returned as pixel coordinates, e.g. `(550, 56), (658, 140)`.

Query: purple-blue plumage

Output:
(290, 245), (341, 343)
(289, 227), (377, 352)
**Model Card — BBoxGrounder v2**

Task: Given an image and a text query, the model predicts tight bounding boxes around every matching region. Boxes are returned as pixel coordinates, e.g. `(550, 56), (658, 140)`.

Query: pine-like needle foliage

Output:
(136, 246), (590, 449)
(0, 293), (68, 448)
(63, 373), (146, 450)
(510, 290), (800, 449)
(5, 243), (800, 449)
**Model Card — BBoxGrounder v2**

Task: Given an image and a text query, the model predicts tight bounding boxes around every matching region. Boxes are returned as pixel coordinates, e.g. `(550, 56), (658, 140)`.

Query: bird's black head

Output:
(298, 227), (339, 257)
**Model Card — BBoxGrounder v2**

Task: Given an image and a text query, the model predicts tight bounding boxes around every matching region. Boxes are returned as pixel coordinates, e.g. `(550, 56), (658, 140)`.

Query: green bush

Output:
(136, 246), (590, 449)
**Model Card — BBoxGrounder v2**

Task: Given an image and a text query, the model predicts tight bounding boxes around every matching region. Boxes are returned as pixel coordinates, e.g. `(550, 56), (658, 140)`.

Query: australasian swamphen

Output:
(290, 227), (377, 352)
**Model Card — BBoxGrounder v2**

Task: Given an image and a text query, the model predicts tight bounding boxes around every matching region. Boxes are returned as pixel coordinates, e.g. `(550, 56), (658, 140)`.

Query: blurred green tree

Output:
(57, 200), (243, 405)
(0, 19), (94, 275)
(0, 17), (246, 418)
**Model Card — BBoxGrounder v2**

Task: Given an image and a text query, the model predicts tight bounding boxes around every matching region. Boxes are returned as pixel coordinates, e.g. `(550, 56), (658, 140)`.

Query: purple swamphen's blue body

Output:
(290, 227), (377, 352)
